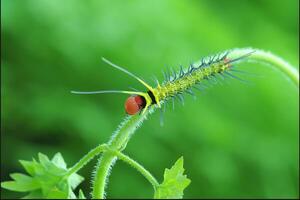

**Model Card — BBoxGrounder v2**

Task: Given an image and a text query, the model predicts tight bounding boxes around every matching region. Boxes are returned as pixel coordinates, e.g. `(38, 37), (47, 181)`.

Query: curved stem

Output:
(228, 48), (299, 86)
(65, 144), (108, 177)
(92, 152), (117, 198)
(64, 141), (159, 191)
(64, 139), (159, 197)
(112, 150), (159, 189)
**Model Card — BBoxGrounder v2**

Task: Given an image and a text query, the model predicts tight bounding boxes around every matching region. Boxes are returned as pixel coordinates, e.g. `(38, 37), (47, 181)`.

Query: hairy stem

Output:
(91, 48), (298, 199)
(92, 108), (154, 199)
(112, 150), (159, 189)
(228, 48), (299, 86)
(64, 140), (158, 193)
(65, 144), (108, 177)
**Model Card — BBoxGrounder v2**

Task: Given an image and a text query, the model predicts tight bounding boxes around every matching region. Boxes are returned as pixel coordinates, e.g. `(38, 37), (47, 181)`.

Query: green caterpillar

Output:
(71, 50), (254, 115)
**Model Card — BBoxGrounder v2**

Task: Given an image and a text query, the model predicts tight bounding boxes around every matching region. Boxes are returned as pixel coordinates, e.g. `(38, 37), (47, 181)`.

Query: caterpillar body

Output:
(71, 50), (254, 115)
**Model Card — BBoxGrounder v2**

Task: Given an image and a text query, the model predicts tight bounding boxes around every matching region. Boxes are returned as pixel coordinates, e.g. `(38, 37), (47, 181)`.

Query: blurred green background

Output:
(1, 0), (299, 198)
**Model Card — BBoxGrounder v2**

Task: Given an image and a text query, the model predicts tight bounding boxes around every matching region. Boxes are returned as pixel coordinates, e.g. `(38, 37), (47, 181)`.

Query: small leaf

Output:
(1, 181), (26, 192)
(2, 173), (40, 192)
(52, 152), (67, 169)
(154, 157), (191, 199)
(31, 158), (44, 175)
(46, 161), (66, 176)
(1, 180), (39, 192)
(78, 189), (86, 199)
(1, 152), (83, 199)
(19, 160), (35, 176)
(38, 153), (51, 168)
(10, 173), (33, 182)
(69, 173), (84, 189)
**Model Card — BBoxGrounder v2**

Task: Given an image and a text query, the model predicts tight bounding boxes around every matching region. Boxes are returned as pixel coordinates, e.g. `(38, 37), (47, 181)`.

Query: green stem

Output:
(228, 48), (299, 86)
(92, 108), (155, 199)
(65, 144), (108, 177)
(64, 138), (158, 196)
(112, 150), (159, 189)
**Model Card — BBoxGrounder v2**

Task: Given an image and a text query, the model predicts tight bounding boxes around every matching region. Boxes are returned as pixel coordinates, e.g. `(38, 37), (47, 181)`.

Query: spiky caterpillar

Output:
(156, 53), (230, 101)
(71, 50), (254, 115)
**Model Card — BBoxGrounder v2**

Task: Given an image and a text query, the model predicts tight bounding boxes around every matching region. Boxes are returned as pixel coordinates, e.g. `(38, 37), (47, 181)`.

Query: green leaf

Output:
(1, 173), (40, 192)
(1, 180), (38, 192)
(10, 173), (34, 182)
(69, 173), (84, 189)
(19, 160), (36, 176)
(52, 152), (67, 169)
(22, 190), (43, 199)
(31, 158), (45, 175)
(38, 153), (52, 169)
(154, 157), (191, 199)
(1, 152), (84, 199)
(78, 189), (86, 199)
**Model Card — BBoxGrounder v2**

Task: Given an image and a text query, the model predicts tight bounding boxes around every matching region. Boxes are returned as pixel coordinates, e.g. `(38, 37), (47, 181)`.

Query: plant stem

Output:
(65, 144), (108, 177)
(228, 48), (299, 86)
(112, 150), (159, 189)
(92, 109), (154, 199)
(64, 140), (158, 192)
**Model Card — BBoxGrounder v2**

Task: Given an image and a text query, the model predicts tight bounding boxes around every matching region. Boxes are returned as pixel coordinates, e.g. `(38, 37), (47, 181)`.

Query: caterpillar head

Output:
(125, 95), (146, 115)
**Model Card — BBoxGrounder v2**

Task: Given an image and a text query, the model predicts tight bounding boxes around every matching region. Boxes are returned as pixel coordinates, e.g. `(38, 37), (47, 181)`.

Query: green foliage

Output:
(1, 153), (84, 199)
(1, 144), (193, 199)
(154, 157), (191, 199)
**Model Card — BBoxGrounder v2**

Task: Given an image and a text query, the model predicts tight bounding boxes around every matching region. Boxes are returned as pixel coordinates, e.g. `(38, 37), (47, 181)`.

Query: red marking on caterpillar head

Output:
(125, 95), (145, 115)
(224, 57), (230, 63)
(224, 57), (231, 67)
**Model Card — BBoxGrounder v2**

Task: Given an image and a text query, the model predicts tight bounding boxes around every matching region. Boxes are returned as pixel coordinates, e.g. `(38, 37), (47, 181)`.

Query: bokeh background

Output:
(1, 0), (299, 198)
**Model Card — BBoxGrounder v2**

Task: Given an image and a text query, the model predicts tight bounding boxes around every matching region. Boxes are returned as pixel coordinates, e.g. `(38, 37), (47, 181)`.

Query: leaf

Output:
(19, 160), (36, 176)
(22, 190), (43, 199)
(38, 153), (51, 168)
(154, 157), (191, 199)
(1, 180), (38, 192)
(1, 173), (40, 192)
(78, 189), (86, 199)
(31, 158), (45, 175)
(10, 173), (35, 183)
(68, 173), (84, 189)
(1, 152), (84, 199)
(52, 152), (67, 169)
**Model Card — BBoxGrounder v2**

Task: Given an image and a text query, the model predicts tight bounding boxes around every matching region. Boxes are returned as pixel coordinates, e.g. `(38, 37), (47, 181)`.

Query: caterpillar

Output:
(71, 50), (254, 115)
